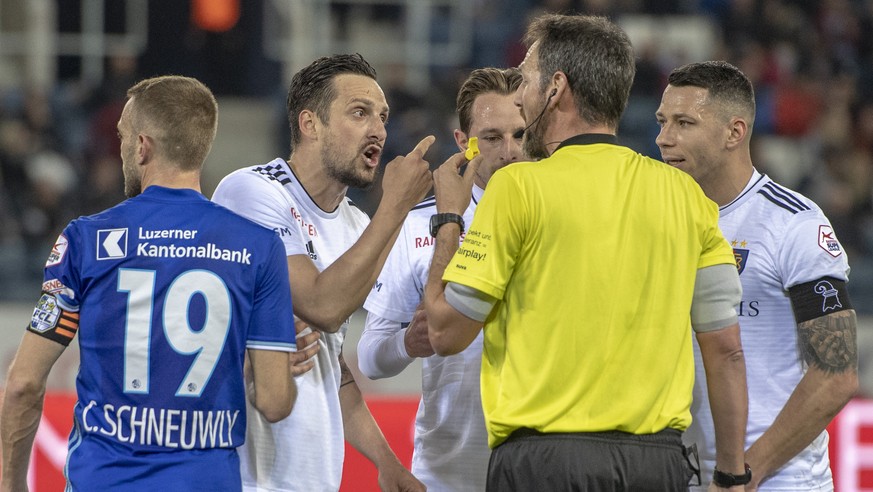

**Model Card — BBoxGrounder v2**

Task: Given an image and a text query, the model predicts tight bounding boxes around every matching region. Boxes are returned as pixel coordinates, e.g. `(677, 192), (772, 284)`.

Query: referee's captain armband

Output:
(789, 277), (853, 323)
(690, 263), (742, 333)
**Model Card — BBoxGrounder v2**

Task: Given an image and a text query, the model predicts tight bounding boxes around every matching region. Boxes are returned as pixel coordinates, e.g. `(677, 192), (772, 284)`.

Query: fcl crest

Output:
(30, 293), (60, 333)
(733, 248), (749, 275)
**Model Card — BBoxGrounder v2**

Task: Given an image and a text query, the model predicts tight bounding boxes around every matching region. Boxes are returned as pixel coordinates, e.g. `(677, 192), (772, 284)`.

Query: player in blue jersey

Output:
(0, 75), (297, 492)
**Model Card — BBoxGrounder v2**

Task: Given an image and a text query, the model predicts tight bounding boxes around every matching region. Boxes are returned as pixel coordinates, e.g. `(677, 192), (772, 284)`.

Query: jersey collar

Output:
(140, 185), (205, 202)
(554, 133), (618, 152)
(719, 168), (766, 217)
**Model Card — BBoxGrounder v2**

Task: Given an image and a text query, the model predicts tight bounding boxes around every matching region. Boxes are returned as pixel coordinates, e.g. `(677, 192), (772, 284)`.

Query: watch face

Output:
(429, 215), (440, 237)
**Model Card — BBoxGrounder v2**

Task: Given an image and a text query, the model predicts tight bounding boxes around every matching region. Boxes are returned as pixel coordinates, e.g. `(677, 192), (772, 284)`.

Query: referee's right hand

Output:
(433, 151), (481, 215)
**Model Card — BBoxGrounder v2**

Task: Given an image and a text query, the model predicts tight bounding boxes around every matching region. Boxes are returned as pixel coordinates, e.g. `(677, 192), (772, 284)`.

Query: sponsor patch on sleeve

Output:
(42, 279), (66, 293)
(817, 225), (842, 257)
(28, 293), (79, 346)
(41, 279), (76, 306)
(46, 234), (69, 266)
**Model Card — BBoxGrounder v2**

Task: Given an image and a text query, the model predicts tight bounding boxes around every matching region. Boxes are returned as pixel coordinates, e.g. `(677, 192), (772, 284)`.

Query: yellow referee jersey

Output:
(443, 134), (734, 448)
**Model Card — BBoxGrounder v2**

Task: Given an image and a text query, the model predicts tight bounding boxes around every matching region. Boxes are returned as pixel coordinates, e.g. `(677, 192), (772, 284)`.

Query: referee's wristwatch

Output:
(429, 213), (464, 237)
(712, 463), (752, 488)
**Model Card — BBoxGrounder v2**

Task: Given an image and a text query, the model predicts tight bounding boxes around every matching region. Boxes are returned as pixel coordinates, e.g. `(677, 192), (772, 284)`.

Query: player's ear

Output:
(299, 110), (318, 141)
(725, 117), (748, 150)
(136, 133), (152, 165)
(454, 129), (468, 152)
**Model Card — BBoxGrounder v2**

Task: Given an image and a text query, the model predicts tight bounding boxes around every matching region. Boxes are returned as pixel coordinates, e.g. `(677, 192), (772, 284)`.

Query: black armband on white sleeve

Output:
(788, 277), (853, 323)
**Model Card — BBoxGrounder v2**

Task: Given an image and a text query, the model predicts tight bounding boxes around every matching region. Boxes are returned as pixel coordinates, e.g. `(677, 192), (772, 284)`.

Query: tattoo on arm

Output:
(797, 310), (858, 374)
(338, 352), (356, 388)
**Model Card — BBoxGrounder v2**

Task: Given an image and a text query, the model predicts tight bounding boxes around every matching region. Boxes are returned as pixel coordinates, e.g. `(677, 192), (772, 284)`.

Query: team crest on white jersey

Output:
(46, 235), (68, 266)
(817, 225), (842, 257)
(730, 239), (749, 274)
(733, 248), (749, 274)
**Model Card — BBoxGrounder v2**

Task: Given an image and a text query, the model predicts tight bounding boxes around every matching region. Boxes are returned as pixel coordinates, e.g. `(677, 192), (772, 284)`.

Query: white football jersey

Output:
(213, 158), (370, 492)
(361, 185), (489, 491)
(686, 170), (849, 491)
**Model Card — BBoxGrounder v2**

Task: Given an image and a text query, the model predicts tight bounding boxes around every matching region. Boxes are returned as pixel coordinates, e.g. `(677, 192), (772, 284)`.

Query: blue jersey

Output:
(29, 186), (295, 491)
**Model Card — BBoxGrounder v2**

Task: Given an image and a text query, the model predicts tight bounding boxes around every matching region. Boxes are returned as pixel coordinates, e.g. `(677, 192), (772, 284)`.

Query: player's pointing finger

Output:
(408, 135), (436, 158)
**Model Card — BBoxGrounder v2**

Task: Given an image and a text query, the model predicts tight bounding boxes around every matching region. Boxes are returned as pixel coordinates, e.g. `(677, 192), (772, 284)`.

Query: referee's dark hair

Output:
(667, 61), (757, 131)
(523, 14), (635, 130)
(286, 53), (378, 152)
(456, 68), (522, 135)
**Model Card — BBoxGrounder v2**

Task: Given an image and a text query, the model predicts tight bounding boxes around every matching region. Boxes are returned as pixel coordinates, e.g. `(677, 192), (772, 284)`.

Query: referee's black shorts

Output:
(487, 427), (693, 491)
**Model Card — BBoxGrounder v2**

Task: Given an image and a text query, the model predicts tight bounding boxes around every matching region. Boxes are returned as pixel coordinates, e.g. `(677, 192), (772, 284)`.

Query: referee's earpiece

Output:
(513, 88), (560, 140)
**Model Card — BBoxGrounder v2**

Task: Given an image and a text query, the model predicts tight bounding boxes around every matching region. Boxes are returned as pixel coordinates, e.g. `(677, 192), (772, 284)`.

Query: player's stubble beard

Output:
(320, 131), (379, 190)
(122, 145), (141, 198)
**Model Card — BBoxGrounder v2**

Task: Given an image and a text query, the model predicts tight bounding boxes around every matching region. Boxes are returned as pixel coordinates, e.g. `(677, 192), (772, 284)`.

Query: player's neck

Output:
(141, 166), (202, 194)
(544, 115), (613, 156)
(287, 152), (348, 212)
(706, 158), (754, 207)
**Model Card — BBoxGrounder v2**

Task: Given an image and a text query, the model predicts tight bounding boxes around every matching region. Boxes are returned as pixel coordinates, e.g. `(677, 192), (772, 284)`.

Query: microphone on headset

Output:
(513, 89), (557, 140)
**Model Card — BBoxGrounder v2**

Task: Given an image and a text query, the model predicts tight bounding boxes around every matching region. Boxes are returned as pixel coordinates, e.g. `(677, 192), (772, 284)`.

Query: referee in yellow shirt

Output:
(424, 14), (751, 491)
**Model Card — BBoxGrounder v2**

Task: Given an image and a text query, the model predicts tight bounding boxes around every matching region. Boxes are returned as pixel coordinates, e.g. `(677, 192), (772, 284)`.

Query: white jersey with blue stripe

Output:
(213, 158), (370, 491)
(361, 185), (489, 491)
(42, 186), (296, 491)
(686, 171), (850, 491)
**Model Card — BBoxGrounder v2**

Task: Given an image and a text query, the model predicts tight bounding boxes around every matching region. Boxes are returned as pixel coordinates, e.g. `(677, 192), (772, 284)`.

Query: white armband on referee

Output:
(444, 282), (498, 323)
(691, 263), (742, 333)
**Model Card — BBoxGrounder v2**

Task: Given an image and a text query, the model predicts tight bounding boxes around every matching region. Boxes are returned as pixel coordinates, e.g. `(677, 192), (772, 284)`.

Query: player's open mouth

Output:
(363, 145), (382, 167)
(663, 158), (684, 167)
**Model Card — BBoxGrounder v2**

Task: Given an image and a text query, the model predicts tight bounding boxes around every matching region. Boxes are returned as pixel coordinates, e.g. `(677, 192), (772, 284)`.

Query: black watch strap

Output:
(430, 213), (465, 237)
(712, 463), (752, 487)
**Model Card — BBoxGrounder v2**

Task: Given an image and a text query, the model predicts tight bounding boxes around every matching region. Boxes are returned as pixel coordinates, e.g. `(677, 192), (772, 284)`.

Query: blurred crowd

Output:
(1, 0), (872, 309)
(0, 53), (137, 296)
